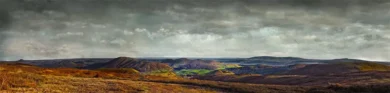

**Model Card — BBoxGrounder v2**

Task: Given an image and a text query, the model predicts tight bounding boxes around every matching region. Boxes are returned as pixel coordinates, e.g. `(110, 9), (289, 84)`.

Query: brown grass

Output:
(307, 84), (390, 93)
(3, 62), (390, 93)
(0, 63), (308, 93)
(353, 62), (390, 71)
(0, 75), (218, 93)
(0, 63), (217, 93)
(145, 78), (308, 93)
(0, 63), (142, 80)
(0, 72), (45, 90)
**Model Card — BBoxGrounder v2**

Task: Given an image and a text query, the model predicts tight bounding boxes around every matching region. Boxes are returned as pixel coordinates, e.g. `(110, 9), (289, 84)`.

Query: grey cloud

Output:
(1, 0), (390, 61)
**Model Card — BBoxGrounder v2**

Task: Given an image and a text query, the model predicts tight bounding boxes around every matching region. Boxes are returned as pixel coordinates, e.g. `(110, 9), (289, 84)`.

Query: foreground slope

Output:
(0, 62), (218, 93)
(6, 75), (221, 93)
(0, 62), (312, 93)
(1, 62), (390, 93)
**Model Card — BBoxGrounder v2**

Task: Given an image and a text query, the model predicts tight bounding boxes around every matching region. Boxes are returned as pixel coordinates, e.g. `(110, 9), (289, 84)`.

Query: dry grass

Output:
(0, 72), (45, 90)
(1, 75), (218, 93)
(0, 63), (141, 80)
(0, 63), (308, 93)
(145, 78), (308, 93)
(353, 62), (390, 71)
(0, 63), (218, 93)
(41, 76), (217, 93)
(3, 62), (390, 93)
(308, 84), (390, 93)
(265, 75), (306, 79)
(0, 63), (317, 93)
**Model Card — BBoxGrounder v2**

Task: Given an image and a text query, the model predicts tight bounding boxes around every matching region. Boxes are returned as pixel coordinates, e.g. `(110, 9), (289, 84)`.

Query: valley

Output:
(2, 56), (390, 93)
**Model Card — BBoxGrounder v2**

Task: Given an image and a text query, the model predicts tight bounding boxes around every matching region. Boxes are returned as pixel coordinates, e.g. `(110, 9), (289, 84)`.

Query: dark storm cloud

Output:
(0, 2), (12, 60)
(1, 0), (390, 60)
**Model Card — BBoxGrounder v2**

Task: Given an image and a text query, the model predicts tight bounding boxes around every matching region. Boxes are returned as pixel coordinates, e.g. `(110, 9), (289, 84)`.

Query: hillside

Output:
(0, 62), (316, 93)
(87, 57), (173, 73)
(2, 57), (390, 92)
(18, 58), (112, 68)
(226, 64), (295, 75)
(206, 70), (235, 76)
(234, 56), (384, 66)
(196, 71), (390, 86)
(195, 62), (390, 86)
(39, 61), (84, 68)
(241, 56), (315, 65)
(0, 60), (390, 92)
(248, 56), (306, 62)
(0, 62), (219, 92)
(286, 62), (390, 75)
(161, 58), (223, 70)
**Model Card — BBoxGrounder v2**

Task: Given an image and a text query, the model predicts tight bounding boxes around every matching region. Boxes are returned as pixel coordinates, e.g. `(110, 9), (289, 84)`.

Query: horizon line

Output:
(1, 56), (387, 62)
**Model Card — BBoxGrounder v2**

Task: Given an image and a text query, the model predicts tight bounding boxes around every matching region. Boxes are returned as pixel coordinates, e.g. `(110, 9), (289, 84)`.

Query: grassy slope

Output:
(0, 63), (217, 93)
(329, 62), (390, 72)
(175, 69), (213, 76)
(351, 62), (390, 71)
(3, 62), (390, 93)
(3, 75), (218, 93)
(217, 64), (241, 69)
(146, 78), (308, 93)
(175, 64), (240, 76)
(0, 63), (311, 93)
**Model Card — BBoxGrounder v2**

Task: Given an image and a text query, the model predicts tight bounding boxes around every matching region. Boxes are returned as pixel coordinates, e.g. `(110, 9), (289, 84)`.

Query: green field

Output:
(175, 69), (213, 76)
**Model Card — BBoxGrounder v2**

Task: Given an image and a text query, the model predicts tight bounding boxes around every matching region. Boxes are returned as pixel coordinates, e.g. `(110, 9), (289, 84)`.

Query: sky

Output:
(0, 0), (390, 61)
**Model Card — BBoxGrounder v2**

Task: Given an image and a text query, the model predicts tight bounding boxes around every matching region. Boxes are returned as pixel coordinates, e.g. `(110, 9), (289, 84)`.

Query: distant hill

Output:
(161, 58), (222, 70)
(18, 58), (112, 68)
(195, 62), (390, 86)
(248, 56), (306, 61)
(237, 56), (388, 66)
(0, 62), (315, 93)
(42, 61), (85, 68)
(227, 64), (300, 75)
(240, 56), (321, 66)
(12, 56), (389, 69)
(286, 62), (390, 75)
(87, 57), (173, 73)
(320, 58), (368, 63)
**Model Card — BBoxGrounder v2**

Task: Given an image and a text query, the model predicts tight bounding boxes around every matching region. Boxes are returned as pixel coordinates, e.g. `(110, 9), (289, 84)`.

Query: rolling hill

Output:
(0, 62), (314, 93)
(286, 62), (390, 75)
(161, 58), (223, 70)
(87, 57), (173, 73)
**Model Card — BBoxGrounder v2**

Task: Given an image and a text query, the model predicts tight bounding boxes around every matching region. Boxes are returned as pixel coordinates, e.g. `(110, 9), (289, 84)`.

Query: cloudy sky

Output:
(0, 0), (390, 61)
